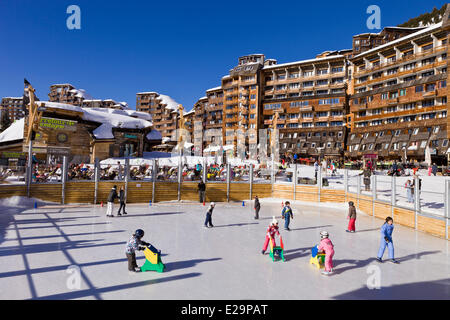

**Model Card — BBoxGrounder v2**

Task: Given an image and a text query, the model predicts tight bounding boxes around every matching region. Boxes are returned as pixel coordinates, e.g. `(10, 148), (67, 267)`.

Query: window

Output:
(303, 81), (314, 87)
(399, 89), (406, 96)
(433, 127), (440, 134)
(440, 80), (447, 88)
(381, 93), (388, 100)
(415, 85), (423, 93)
(420, 141), (427, 148)
(413, 128), (419, 135)
(425, 83), (436, 92)
(250, 94), (256, 100)
(390, 91), (398, 99)
(443, 139), (448, 147)
(394, 130), (401, 136)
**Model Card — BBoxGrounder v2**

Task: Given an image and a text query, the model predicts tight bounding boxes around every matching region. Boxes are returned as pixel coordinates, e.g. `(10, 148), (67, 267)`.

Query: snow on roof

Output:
(0, 118), (24, 143)
(262, 55), (345, 70)
(51, 83), (74, 87)
(35, 101), (153, 140)
(69, 88), (94, 100)
(206, 86), (222, 92)
(137, 92), (158, 95)
(2, 97), (22, 100)
(157, 94), (180, 111)
(146, 129), (162, 140)
(353, 22), (443, 59)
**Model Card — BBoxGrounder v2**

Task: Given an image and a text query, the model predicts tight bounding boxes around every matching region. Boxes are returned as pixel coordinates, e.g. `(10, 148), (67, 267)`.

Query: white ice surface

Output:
(0, 201), (448, 300)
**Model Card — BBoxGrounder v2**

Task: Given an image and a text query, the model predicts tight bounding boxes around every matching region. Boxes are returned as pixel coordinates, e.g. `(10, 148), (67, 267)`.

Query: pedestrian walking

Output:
(117, 186), (127, 216)
(198, 180), (206, 203)
(106, 185), (118, 217)
(254, 195), (260, 220)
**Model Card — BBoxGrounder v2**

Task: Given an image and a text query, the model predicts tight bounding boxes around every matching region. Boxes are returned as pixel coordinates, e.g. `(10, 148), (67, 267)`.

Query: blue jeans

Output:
(377, 238), (394, 260)
(284, 215), (290, 229)
(204, 213), (213, 227)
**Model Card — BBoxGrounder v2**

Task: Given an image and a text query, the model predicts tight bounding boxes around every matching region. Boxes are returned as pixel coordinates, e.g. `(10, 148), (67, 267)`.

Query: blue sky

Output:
(0, 0), (447, 110)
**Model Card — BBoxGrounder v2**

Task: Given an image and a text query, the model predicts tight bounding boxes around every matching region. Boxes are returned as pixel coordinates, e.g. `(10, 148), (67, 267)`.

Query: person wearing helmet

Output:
(125, 229), (150, 272)
(317, 231), (335, 275)
(346, 201), (357, 233)
(376, 217), (399, 264)
(261, 217), (280, 255)
(204, 202), (215, 228)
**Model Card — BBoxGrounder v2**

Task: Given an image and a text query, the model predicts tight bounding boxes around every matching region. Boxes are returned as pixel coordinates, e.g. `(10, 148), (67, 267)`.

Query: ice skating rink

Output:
(0, 200), (448, 300)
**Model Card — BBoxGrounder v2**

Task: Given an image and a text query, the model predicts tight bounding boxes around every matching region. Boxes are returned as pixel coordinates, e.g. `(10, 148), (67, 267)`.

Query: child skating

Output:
(346, 201), (356, 232)
(262, 217), (280, 255)
(376, 217), (399, 264)
(317, 231), (335, 275)
(204, 202), (215, 228)
(125, 229), (150, 273)
(281, 201), (293, 231)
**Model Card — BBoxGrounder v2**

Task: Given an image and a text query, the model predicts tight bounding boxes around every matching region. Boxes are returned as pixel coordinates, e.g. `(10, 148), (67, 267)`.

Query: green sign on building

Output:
(39, 117), (77, 131)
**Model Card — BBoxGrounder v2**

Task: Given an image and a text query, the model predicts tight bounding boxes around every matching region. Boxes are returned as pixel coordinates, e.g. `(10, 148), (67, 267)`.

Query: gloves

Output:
(384, 237), (390, 243)
(139, 246), (146, 251)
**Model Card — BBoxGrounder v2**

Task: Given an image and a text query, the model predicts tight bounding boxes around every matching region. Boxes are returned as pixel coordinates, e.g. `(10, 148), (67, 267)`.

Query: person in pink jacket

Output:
(317, 231), (335, 275)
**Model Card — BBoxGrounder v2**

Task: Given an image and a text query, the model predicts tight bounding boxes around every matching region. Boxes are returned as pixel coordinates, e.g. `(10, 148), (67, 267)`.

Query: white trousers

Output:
(106, 202), (114, 216)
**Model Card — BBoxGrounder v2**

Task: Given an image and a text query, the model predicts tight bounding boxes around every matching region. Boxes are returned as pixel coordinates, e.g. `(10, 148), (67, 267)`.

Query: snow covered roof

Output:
(32, 101), (153, 140)
(206, 86), (222, 92)
(353, 22), (443, 59)
(2, 97), (22, 100)
(157, 94), (180, 111)
(262, 55), (345, 70)
(137, 92), (158, 95)
(0, 118), (24, 143)
(69, 89), (93, 100)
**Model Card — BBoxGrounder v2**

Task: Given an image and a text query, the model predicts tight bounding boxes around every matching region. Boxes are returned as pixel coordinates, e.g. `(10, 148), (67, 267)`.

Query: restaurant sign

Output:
(39, 117), (77, 131)
(1, 152), (26, 158)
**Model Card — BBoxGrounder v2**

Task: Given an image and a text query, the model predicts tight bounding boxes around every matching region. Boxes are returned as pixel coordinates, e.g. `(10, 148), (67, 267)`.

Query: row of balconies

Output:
(356, 45), (447, 76)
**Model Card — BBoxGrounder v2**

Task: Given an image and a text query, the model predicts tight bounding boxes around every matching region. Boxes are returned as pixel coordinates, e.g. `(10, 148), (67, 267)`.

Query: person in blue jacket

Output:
(281, 201), (294, 231)
(376, 217), (399, 264)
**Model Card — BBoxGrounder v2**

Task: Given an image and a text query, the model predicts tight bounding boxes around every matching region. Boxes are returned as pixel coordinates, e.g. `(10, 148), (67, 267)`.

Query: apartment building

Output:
(136, 92), (183, 148)
(48, 84), (89, 105)
(261, 51), (351, 161)
(347, 17), (450, 164)
(1, 97), (25, 123)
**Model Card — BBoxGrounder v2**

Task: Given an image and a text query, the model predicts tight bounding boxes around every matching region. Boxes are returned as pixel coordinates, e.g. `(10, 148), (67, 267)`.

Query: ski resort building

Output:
(0, 101), (160, 164)
(347, 19), (450, 164)
(1, 97), (25, 123)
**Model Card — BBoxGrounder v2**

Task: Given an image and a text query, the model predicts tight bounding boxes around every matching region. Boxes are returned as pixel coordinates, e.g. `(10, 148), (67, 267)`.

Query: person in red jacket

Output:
(261, 217), (280, 255)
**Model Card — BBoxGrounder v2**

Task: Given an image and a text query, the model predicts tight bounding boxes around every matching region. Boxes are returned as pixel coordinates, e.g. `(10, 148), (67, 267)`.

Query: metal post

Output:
(94, 158), (99, 205)
(318, 168), (322, 203)
(391, 175), (396, 218)
(202, 157), (207, 183)
(227, 163), (231, 202)
(249, 164), (254, 200)
(124, 158), (130, 204)
(371, 174), (376, 217)
(152, 159), (157, 204)
(344, 169), (349, 193)
(26, 139), (32, 198)
(61, 156), (68, 205)
(357, 173), (361, 208)
(293, 164), (298, 201)
(414, 176), (420, 230)
(271, 155), (275, 191)
(445, 180), (449, 240)
(178, 156), (182, 201)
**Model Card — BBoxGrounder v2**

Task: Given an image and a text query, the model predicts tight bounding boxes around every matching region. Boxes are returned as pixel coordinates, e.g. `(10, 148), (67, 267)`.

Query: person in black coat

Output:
(254, 196), (261, 220)
(106, 185), (118, 217)
(117, 186), (127, 216)
(198, 180), (206, 203)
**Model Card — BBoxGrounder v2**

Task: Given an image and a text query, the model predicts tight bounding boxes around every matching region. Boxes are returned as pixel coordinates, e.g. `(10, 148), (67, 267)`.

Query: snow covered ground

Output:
(0, 200), (448, 300)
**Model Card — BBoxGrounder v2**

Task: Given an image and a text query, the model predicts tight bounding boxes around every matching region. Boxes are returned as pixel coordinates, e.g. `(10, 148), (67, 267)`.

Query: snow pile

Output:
(0, 118), (25, 143)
